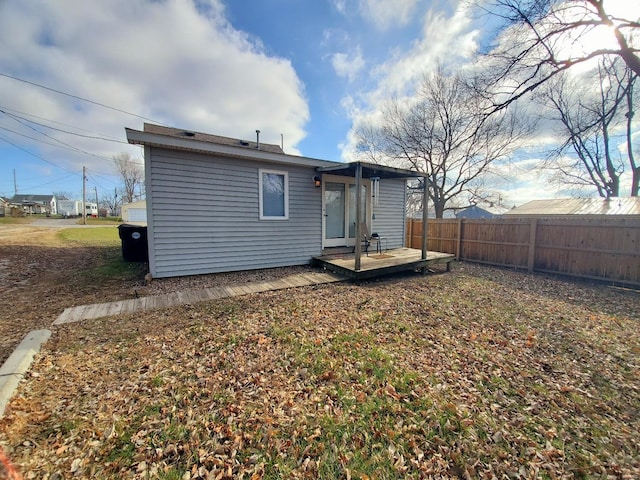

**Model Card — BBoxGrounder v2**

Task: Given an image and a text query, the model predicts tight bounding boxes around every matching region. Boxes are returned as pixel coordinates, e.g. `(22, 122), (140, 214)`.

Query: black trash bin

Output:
(118, 224), (148, 262)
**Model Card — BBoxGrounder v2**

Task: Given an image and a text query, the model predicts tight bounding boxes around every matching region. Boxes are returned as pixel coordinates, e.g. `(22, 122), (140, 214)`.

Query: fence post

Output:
(527, 219), (537, 273)
(456, 218), (463, 261)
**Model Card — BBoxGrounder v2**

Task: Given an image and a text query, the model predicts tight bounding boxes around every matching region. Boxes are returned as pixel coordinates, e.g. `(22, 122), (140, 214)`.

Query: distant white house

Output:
(9, 194), (57, 215)
(121, 200), (147, 224)
(0, 197), (9, 216)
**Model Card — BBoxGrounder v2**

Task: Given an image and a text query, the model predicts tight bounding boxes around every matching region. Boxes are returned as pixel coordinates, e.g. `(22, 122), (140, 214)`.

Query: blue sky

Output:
(0, 0), (636, 205)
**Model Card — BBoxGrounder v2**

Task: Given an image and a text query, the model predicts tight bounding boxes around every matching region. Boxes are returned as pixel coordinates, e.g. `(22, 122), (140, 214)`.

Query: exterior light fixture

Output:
(313, 175), (321, 187)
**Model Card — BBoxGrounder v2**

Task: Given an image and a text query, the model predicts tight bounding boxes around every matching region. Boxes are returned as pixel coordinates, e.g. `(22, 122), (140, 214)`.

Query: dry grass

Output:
(1, 262), (638, 479)
(0, 225), (147, 365)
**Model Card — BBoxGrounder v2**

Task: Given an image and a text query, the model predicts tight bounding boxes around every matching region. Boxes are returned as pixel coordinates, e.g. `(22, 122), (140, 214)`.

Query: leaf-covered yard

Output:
(1, 264), (639, 479)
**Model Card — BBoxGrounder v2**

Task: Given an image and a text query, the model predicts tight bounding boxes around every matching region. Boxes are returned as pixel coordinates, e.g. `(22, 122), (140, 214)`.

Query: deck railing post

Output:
(421, 178), (428, 259)
(354, 163), (363, 271)
(421, 176), (428, 273)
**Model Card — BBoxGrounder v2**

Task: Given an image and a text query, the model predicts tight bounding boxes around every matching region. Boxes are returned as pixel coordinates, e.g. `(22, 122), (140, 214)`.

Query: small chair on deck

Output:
(354, 222), (383, 256)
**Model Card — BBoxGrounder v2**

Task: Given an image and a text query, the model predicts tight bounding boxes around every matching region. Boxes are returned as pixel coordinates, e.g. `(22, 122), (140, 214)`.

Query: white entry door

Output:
(323, 179), (368, 248)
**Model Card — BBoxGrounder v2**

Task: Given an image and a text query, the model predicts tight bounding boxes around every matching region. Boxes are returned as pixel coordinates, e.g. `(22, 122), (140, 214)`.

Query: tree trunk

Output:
(626, 82), (638, 196)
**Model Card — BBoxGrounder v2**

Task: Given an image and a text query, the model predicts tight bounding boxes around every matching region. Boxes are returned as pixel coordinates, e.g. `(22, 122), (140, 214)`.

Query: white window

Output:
(259, 169), (289, 220)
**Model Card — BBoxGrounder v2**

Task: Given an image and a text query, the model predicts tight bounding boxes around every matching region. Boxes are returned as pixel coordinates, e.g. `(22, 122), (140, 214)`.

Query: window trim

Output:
(259, 168), (289, 220)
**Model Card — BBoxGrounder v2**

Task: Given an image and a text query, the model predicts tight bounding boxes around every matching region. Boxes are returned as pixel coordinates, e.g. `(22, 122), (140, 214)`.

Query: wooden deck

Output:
(313, 247), (455, 280)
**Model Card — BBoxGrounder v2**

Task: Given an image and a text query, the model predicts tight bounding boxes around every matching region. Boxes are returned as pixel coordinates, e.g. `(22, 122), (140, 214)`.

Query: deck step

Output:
(313, 248), (455, 280)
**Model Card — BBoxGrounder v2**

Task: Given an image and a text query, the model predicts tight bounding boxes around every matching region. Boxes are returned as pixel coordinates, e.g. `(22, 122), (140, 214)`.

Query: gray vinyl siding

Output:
(148, 147), (322, 278)
(371, 179), (406, 249)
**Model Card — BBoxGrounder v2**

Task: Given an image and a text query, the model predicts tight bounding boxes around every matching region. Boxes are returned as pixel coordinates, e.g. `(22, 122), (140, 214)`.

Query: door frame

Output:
(321, 174), (371, 249)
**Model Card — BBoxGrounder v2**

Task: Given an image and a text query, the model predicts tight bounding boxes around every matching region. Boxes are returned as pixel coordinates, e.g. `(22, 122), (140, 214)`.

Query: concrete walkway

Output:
(0, 329), (51, 416)
(54, 271), (346, 325)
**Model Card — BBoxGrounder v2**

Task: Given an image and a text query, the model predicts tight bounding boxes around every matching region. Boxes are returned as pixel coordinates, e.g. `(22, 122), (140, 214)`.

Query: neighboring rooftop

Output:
(455, 203), (510, 219)
(9, 194), (55, 204)
(142, 123), (284, 154)
(504, 198), (640, 217)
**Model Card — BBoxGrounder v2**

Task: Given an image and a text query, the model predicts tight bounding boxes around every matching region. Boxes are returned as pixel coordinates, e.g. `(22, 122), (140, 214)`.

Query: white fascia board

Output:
(126, 128), (340, 169)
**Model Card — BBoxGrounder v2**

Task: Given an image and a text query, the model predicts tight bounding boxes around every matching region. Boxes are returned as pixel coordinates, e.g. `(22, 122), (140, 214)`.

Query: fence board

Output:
(406, 217), (640, 287)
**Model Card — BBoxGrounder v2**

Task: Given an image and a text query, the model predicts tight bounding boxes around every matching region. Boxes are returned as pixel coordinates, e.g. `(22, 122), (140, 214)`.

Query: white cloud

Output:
(331, 0), (347, 16)
(331, 48), (366, 82)
(336, 0), (594, 202)
(0, 0), (309, 181)
(340, 1), (480, 160)
(358, 0), (419, 31)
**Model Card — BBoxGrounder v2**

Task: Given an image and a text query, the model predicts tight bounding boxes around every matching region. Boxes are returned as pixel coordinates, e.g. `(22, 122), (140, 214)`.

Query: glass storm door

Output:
(323, 181), (369, 248)
(324, 182), (346, 247)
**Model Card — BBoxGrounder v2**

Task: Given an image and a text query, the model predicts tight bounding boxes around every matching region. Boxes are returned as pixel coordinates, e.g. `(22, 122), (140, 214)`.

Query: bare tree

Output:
(477, 0), (640, 111)
(100, 188), (122, 217)
(53, 191), (74, 200)
(623, 70), (640, 195)
(113, 153), (144, 204)
(539, 57), (638, 196)
(356, 67), (530, 217)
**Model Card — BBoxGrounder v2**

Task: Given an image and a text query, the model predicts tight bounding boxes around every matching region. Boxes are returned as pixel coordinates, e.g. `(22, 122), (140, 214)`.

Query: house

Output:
(126, 123), (428, 279)
(504, 198), (640, 218)
(8, 194), (57, 215)
(0, 197), (9, 217)
(455, 203), (510, 219)
(121, 200), (147, 224)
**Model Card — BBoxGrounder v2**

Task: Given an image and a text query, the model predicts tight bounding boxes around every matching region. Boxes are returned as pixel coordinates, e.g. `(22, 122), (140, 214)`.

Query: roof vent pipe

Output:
(256, 130), (260, 149)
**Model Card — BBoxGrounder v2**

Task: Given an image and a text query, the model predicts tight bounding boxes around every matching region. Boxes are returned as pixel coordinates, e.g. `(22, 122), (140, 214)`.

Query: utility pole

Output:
(13, 169), (17, 196)
(82, 166), (86, 225)
(94, 186), (99, 218)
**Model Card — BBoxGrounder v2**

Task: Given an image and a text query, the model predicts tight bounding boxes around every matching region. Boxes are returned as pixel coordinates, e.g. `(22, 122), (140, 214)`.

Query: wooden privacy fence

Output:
(406, 217), (640, 287)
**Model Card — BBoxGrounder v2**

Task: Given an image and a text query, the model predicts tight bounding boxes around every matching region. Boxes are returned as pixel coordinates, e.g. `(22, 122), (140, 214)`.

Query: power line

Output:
(0, 72), (169, 126)
(1, 114), (119, 162)
(0, 117), (144, 166)
(87, 171), (120, 188)
(0, 108), (130, 145)
(16, 173), (77, 191)
(0, 105), (125, 141)
(0, 133), (79, 175)
(0, 125), (74, 150)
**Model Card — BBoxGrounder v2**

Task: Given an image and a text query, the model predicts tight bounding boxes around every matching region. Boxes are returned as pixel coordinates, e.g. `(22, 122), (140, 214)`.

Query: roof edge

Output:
(317, 161), (426, 179)
(125, 127), (339, 169)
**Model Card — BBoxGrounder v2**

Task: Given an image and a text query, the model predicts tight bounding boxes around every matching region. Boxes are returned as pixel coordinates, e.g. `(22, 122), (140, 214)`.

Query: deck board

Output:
(53, 272), (348, 325)
(51, 260), (445, 327)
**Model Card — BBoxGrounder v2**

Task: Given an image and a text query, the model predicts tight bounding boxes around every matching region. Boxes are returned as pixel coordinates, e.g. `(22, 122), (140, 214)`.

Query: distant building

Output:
(504, 198), (640, 218)
(121, 200), (147, 224)
(408, 209), (456, 219)
(0, 197), (9, 217)
(455, 203), (510, 219)
(9, 194), (57, 215)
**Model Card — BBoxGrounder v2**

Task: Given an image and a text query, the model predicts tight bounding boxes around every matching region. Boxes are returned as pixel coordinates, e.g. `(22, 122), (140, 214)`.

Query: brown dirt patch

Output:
(0, 224), (314, 365)
(0, 226), (144, 365)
